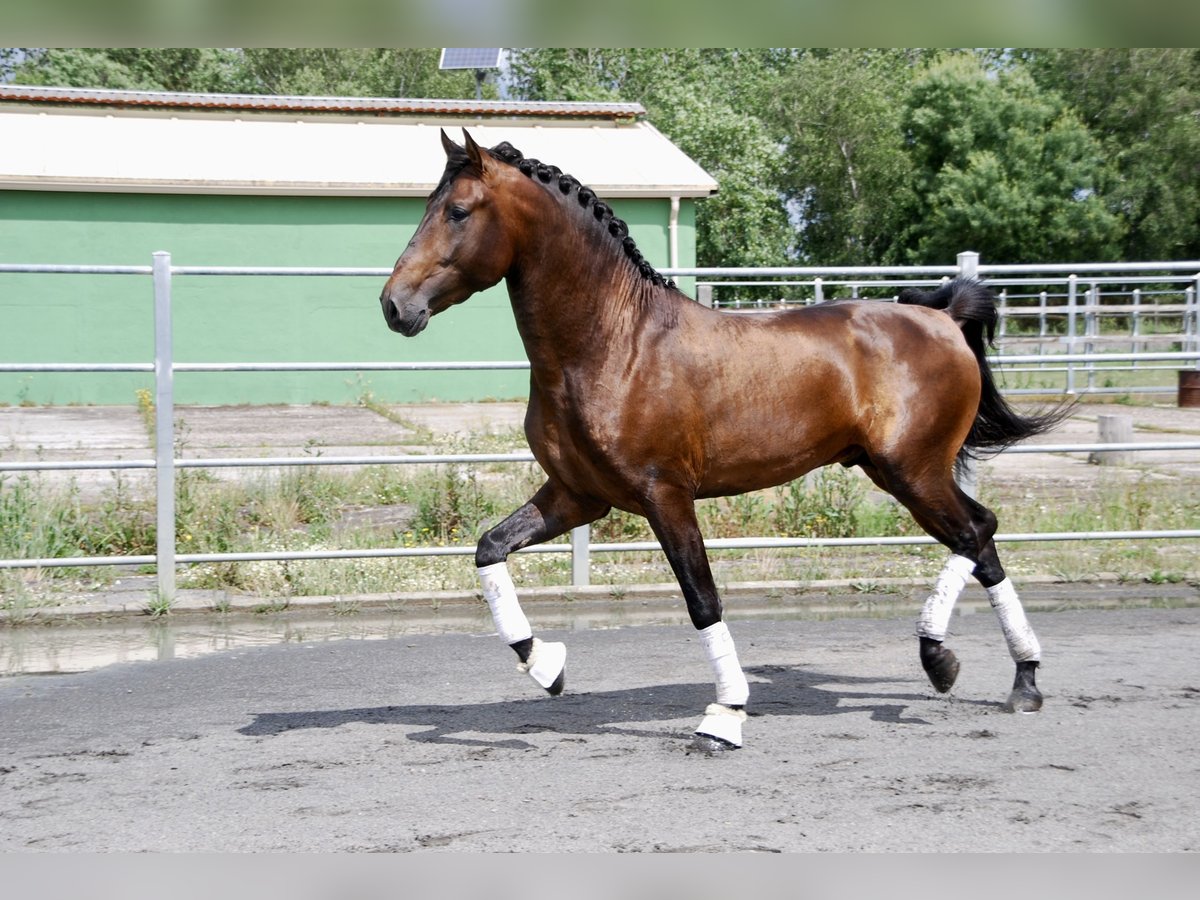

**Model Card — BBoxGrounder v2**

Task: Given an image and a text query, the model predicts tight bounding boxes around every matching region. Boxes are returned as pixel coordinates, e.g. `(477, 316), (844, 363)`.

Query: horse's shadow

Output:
(239, 665), (1002, 749)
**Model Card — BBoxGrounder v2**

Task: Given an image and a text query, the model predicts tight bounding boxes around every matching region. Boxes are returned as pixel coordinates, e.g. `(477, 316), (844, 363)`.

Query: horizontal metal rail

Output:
(6, 529), (1199, 572)
(174, 360), (531, 372)
(0, 361), (529, 373)
(996, 352), (1200, 364)
(4, 442), (1199, 476)
(0, 363), (155, 373)
(0, 264), (153, 275)
(1, 459), (155, 472)
(2, 351), (1195, 376)
(6, 260), (1196, 278)
(583, 530), (1200, 553)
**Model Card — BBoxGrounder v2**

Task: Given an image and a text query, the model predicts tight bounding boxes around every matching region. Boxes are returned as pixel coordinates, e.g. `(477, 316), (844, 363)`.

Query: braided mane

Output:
(487, 141), (678, 291)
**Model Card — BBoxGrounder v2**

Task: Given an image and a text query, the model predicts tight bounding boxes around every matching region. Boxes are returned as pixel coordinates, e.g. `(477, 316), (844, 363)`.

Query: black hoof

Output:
(545, 669), (565, 697)
(919, 637), (961, 693)
(688, 733), (739, 754)
(1005, 660), (1042, 713)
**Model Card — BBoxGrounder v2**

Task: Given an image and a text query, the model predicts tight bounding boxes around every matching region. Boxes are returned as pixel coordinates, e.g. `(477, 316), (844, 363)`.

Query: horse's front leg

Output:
(643, 487), (750, 750)
(476, 479), (608, 695)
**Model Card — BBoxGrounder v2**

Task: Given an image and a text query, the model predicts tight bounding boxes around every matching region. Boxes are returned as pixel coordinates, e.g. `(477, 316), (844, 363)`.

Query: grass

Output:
(4, 457), (1196, 609)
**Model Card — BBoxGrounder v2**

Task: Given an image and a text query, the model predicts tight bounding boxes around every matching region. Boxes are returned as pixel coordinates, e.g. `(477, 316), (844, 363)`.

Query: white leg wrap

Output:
(988, 578), (1041, 662)
(697, 621), (750, 707)
(694, 703), (748, 749)
(516, 637), (567, 690)
(916, 554), (976, 641)
(478, 562), (532, 645)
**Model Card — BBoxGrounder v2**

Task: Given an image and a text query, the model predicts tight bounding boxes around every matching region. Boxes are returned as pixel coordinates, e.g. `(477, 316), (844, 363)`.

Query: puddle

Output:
(3, 581), (1194, 678)
(0, 595), (916, 678)
(0, 613), (470, 678)
(0, 600), (710, 678)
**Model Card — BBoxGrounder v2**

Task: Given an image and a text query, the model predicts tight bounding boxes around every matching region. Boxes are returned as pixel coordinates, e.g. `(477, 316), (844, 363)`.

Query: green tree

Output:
(6, 48), (247, 92)
(506, 47), (630, 102)
(510, 48), (794, 266)
(5, 48), (482, 99)
(897, 54), (1122, 264)
(765, 49), (924, 265)
(237, 49), (480, 98)
(1018, 48), (1200, 260)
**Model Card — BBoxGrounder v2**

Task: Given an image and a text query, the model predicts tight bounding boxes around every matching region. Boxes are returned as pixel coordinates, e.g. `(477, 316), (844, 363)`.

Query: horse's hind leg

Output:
(916, 554), (973, 692)
(862, 460), (1042, 711)
(970, 529), (1043, 712)
(475, 479), (609, 695)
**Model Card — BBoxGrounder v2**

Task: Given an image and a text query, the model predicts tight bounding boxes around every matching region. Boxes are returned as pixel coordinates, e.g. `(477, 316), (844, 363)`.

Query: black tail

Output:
(898, 278), (1073, 461)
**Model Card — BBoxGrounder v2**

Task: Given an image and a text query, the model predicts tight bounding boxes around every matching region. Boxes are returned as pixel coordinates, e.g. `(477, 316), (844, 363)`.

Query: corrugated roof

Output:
(0, 83), (645, 120)
(0, 85), (717, 199)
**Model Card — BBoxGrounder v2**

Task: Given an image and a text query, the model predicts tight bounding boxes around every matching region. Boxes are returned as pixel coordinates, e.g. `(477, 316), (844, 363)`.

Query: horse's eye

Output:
(448, 206), (470, 222)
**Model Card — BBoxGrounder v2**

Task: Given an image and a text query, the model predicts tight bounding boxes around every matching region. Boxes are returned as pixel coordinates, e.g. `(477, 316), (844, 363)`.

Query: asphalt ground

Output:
(1, 605), (1197, 852)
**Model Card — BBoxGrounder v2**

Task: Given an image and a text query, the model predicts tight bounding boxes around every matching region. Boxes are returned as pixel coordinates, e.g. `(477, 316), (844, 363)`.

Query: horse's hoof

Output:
(688, 733), (738, 754)
(518, 638), (567, 696)
(919, 637), (960, 693)
(1005, 690), (1043, 713)
(693, 703), (746, 750)
(1005, 660), (1042, 713)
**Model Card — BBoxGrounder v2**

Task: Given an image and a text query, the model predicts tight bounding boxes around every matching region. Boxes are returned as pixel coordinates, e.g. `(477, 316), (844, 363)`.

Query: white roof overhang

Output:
(0, 108), (718, 199)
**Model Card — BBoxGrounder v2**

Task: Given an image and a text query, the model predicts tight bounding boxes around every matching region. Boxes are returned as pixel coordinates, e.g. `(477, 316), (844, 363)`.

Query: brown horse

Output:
(380, 130), (1067, 750)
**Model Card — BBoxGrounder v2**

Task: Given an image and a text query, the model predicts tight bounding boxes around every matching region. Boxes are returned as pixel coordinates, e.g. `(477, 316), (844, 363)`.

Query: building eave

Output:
(0, 83), (646, 121)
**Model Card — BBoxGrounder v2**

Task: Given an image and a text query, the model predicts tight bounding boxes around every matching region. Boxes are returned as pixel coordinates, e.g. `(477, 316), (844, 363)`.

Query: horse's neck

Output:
(505, 222), (656, 372)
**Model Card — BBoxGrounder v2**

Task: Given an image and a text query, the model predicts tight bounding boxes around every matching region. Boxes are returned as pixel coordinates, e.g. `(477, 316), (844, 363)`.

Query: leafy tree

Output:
(237, 49), (480, 98)
(509, 48), (794, 266)
(896, 54), (1123, 264)
(765, 49), (923, 265)
(505, 47), (630, 103)
(1018, 49), (1200, 260)
(5, 48), (247, 92)
(4, 48), (481, 99)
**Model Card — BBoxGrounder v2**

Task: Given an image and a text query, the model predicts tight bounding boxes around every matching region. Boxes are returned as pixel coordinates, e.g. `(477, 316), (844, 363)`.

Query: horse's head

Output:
(380, 130), (519, 337)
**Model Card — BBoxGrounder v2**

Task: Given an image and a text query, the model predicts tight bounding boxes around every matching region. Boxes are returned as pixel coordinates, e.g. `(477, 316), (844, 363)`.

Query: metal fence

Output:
(698, 253), (1200, 396)
(3, 251), (1200, 602)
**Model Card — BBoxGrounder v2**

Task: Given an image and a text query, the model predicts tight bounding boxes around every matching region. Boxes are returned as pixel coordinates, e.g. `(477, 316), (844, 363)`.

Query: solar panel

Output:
(439, 48), (503, 70)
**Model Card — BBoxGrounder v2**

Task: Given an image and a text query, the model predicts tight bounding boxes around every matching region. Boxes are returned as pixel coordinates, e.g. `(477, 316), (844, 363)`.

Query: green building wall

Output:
(0, 190), (698, 406)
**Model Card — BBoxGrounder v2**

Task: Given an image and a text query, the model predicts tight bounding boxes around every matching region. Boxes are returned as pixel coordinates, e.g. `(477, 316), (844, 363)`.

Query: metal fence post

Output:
(1085, 282), (1099, 391)
(957, 250), (979, 280)
(954, 252), (982, 499)
(571, 525), (590, 587)
(1038, 291), (1048, 348)
(153, 251), (176, 603)
(1191, 275), (1200, 367)
(1131, 288), (1141, 364)
(1066, 274), (1078, 394)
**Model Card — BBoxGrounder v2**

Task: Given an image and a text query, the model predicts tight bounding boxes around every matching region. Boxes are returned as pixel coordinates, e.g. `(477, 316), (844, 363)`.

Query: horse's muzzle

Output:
(380, 290), (429, 337)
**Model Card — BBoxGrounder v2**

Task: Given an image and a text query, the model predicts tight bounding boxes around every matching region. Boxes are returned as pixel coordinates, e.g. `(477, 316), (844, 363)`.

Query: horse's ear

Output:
(440, 128), (468, 164)
(462, 129), (490, 174)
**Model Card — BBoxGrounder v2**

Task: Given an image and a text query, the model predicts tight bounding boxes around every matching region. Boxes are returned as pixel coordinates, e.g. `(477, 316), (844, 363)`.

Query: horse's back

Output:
(690, 298), (977, 389)
(674, 299), (981, 492)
